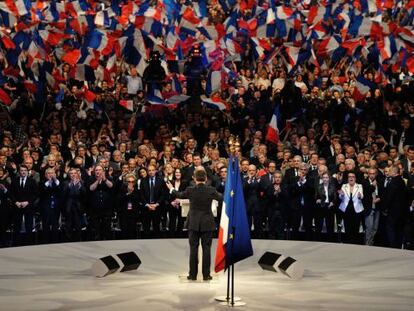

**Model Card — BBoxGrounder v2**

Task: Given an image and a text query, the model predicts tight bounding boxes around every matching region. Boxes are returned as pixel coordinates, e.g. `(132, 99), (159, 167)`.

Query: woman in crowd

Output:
(338, 172), (364, 244)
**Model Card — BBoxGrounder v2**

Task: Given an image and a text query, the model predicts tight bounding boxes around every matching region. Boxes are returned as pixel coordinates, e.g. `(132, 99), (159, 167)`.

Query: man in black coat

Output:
(140, 164), (166, 236)
(117, 174), (140, 239)
(258, 160), (277, 235)
(289, 163), (315, 240)
(39, 168), (62, 243)
(381, 165), (409, 248)
(266, 171), (289, 239)
(62, 168), (86, 241)
(9, 165), (38, 245)
(243, 164), (260, 236)
(167, 168), (222, 281)
(88, 165), (114, 240)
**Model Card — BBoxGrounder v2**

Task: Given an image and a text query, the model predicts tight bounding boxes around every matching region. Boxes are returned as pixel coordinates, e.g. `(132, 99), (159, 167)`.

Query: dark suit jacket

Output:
(382, 176), (409, 226)
(362, 177), (384, 214)
(9, 176), (38, 210)
(140, 176), (166, 208)
(284, 168), (299, 186)
(266, 183), (289, 214)
(243, 177), (260, 213)
(172, 183), (223, 231)
(315, 182), (337, 208)
(289, 177), (315, 210)
(62, 181), (86, 213)
(117, 185), (141, 214)
(87, 177), (114, 214)
(39, 179), (62, 213)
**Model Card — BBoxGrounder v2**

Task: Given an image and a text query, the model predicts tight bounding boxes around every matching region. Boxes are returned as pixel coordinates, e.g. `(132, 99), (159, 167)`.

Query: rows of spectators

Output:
(1, 51), (414, 249)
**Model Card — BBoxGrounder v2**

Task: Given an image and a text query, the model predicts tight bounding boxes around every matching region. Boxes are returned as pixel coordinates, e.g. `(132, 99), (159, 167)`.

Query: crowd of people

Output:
(0, 53), (413, 249)
(0, 0), (413, 250)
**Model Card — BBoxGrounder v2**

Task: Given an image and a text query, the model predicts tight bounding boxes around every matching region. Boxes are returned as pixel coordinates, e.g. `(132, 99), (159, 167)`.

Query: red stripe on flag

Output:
(214, 227), (226, 273)
(0, 88), (12, 106)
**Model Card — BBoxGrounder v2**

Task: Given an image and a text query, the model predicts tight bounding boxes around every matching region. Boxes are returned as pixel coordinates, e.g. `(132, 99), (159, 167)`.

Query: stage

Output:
(0, 239), (413, 310)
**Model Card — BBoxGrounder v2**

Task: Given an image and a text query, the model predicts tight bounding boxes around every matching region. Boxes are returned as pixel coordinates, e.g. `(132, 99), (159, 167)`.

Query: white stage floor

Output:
(0, 239), (413, 310)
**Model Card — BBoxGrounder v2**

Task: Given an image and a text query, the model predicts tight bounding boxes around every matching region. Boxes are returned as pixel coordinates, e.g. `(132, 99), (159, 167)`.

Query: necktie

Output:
(150, 178), (154, 203)
(20, 178), (24, 188)
(385, 177), (391, 187)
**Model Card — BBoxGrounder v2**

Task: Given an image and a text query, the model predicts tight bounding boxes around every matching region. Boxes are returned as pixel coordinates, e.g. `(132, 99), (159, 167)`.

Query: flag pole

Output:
(218, 136), (246, 307)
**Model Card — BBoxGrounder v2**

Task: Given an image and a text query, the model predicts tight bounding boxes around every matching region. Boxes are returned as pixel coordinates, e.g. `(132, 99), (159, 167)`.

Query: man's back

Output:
(174, 183), (222, 231)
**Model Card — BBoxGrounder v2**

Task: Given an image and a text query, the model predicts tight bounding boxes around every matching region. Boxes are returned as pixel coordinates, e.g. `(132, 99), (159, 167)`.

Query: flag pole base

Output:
(214, 296), (241, 302)
(219, 300), (246, 307)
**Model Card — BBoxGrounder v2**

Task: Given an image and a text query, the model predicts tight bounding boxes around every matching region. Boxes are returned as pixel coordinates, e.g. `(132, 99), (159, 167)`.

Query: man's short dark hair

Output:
(194, 169), (207, 182)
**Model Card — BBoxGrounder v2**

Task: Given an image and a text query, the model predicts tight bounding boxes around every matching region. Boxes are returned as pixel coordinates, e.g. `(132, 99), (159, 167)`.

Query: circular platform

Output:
(0, 240), (413, 310)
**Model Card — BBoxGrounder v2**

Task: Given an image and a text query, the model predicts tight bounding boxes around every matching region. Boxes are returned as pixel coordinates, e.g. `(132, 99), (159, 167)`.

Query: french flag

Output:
(165, 94), (190, 105)
(200, 95), (229, 111)
(353, 76), (373, 101)
(205, 70), (222, 96)
(214, 154), (234, 273)
(0, 0), (31, 17)
(317, 36), (341, 57)
(266, 106), (280, 145)
(62, 49), (81, 66)
(276, 6), (294, 19)
(119, 99), (134, 112)
(146, 87), (165, 105)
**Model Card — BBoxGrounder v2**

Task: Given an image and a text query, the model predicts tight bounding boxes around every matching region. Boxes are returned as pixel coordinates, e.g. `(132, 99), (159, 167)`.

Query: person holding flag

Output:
(166, 167), (223, 281)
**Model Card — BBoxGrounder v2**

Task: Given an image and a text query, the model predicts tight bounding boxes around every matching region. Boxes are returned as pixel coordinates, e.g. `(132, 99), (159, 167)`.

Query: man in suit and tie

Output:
(167, 168), (223, 281)
(243, 164), (260, 236)
(39, 168), (62, 243)
(9, 165), (38, 245)
(140, 164), (166, 236)
(381, 165), (409, 248)
(363, 168), (384, 246)
(258, 161), (277, 235)
(400, 145), (414, 179)
(289, 163), (315, 240)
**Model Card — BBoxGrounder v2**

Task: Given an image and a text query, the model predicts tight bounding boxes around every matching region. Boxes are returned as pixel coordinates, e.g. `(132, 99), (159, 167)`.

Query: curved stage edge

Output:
(0, 239), (413, 311)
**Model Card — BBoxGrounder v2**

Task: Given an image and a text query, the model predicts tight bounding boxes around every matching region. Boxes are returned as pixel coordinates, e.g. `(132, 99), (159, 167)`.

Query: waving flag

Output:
(353, 75), (374, 101)
(266, 105), (281, 144)
(215, 155), (253, 273)
(119, 99), (134, 111)
(201, 95), (229, 111)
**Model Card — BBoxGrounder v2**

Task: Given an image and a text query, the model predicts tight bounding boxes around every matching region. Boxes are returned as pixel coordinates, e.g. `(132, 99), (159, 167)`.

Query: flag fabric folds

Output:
(215, 155), (253, 273)
(266, 105), (280, 144)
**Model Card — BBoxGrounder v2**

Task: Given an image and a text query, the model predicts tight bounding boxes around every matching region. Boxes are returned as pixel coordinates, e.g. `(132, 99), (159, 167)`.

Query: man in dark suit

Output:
(243, 164), (260, 236)
(266, 171), (289, 239)
(167, 168), (223, 281)
(314, 172), (337, 242)
(140, 164), (166, 236)
(381, 165), (409, 248)
(62, 168), (86, 242)
(88, 165), (114, 240)
(362, 168), (384, 246)
(9, 165), (38, 245)
(39, 168), (62, 243)
(258, 160), (277, 235)
(400, 145), (414, 179)
(289, 163), (315, 240)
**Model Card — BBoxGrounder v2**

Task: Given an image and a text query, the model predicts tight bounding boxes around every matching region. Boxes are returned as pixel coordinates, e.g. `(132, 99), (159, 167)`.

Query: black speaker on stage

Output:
(117, 251), (141, 272)
(258, 251), (304, 280)
(92, 251), (141, 277)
